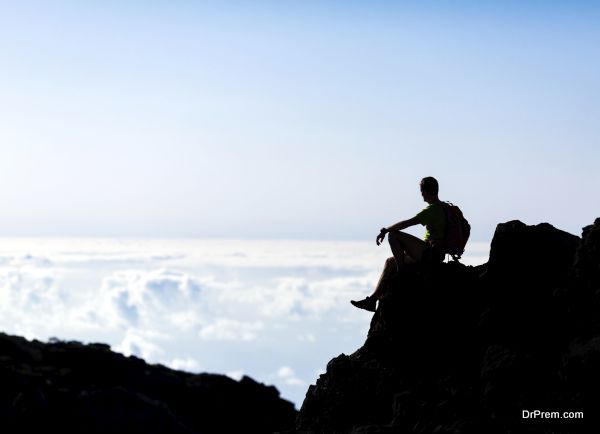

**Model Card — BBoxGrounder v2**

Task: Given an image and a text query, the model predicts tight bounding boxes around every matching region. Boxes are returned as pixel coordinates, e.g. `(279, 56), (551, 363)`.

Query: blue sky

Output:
(0, 1), (598, 241)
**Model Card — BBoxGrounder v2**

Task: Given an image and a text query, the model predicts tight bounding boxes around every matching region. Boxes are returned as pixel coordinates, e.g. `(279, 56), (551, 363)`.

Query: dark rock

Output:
(575, 218), (600, 288)
(296, 219), (599, 433)
(0, 332), (297, 433)
(487, 220), (579, 286)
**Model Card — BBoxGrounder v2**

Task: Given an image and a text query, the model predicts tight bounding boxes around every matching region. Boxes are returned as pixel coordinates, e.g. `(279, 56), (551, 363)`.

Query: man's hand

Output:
(376, 228), (388, 246)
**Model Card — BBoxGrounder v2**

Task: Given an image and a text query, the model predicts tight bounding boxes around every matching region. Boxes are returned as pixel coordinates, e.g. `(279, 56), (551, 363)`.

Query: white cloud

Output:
(0, 265), (68, 333)
(298, 333), (316, 343)
(168, 310), (203, 331)
(252, 273), (377, 320)
(276, 366), (305, 386)
(114, 331), (164, 360)
(199, 319), (264, 341)
(8, 254), (53, 268)
(94, 268), (205, 329)
(165, 357), (201, 373)
(226, 370), (245, 381)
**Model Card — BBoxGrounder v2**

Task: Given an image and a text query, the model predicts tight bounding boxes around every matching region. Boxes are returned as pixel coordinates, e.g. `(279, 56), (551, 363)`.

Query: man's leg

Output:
(372, 256), (397, 299)
(388, 230), (428, 270)
(350, 256), (398, 312)
(351, 257), (396, 312)
(351, 232), (429, 312)
(373, 231), (428, 299)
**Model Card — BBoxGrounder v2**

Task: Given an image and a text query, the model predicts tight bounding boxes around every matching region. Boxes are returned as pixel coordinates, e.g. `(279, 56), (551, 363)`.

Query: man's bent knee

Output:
(384, 257), (396, 267)
(388, 230), (408, 246)
(388, 230), (402, 241)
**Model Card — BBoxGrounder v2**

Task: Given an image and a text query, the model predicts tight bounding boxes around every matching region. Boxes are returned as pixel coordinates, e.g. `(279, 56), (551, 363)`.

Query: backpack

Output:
(441, 202), (470, 261)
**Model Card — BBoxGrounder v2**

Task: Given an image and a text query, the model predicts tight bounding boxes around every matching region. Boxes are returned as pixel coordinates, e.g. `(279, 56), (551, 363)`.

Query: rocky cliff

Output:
(0, 332), (297, 433)
(296, 219), (600, 433)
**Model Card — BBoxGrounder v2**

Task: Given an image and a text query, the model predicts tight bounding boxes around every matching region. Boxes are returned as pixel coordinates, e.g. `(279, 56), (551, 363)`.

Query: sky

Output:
(0, 1), (598, 241)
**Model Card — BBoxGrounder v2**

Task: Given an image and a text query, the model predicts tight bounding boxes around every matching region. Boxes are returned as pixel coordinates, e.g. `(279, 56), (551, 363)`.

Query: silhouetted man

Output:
(351, 176), (446, 312)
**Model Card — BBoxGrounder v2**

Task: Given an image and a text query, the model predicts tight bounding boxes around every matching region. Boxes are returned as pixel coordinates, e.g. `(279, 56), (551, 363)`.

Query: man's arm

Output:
(384, 216), (420, 232)
(376, 216), (420, 245)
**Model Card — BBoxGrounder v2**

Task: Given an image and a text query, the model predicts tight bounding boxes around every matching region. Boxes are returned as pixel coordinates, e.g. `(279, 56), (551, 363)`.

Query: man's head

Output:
(420, 177), (439, 203)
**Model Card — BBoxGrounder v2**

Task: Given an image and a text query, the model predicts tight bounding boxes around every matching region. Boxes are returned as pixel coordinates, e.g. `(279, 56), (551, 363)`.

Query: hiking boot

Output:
(351, 296), (376, 312)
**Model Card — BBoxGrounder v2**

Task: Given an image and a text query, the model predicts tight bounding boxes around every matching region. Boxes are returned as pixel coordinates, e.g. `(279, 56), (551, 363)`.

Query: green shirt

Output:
(415, 202), (446, 242)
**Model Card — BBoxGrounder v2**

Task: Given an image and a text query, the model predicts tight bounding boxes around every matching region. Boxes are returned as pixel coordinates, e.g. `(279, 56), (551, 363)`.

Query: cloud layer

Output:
(0, 238), (488, 406)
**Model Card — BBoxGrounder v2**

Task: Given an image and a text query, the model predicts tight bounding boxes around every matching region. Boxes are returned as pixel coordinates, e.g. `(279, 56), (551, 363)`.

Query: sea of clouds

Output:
(0, 238), (488, 407)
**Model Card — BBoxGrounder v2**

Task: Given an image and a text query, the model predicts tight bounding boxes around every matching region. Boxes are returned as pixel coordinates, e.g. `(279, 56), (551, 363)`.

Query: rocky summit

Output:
(0, 333), (297, 433)
(296, 218), (600, 433)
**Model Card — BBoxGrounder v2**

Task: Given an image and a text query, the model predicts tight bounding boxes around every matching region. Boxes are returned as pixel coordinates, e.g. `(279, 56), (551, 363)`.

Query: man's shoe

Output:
(351, 296), (376, 312)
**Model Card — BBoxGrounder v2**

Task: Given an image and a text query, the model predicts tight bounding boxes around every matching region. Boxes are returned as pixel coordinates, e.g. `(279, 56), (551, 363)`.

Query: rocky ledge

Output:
(296, 218), (600, 433)
(0, 332), (297, 433)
